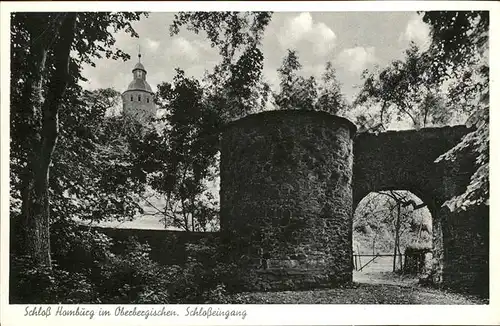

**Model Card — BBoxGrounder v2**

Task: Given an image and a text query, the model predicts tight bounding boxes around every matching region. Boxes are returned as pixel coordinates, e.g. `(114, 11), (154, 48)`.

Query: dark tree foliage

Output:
(139, 70), (221, 231)
(151, 12), (275, 230)
(274, 50), (348, 115)
(352, 11), (488, 211)
(421, 11), (488, 84)
(274, 49), (317, 111)
(316, 61), (349, 115)
(421, 11), (489, 211)
(354, 42), (452, 130)
(49, 90), (149, 223)
(10, 11), (147, 269)
(170, 12), (272, 64)
(171, 12), (273, 121)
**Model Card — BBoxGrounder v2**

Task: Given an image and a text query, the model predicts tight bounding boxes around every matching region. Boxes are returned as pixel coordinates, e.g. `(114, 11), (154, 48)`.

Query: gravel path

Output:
(227, 282), (487, 304)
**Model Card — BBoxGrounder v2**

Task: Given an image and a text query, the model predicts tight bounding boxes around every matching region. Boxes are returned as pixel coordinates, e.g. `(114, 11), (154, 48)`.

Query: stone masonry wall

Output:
(352, 126), (471, 206)
(83, 226), (217, 266)
(440, 205), (489, 295)
(220, 110), (357, 291)
(122, 90), (156, 123)
(353, 126), (489, 296)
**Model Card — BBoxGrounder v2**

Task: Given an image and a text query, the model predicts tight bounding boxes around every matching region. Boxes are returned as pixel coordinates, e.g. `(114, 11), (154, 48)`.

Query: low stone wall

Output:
(87, 226), (218, 265)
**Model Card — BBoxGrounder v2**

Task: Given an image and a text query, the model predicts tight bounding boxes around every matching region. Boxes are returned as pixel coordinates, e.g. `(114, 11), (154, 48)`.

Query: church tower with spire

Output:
(122, 51), (156, 123)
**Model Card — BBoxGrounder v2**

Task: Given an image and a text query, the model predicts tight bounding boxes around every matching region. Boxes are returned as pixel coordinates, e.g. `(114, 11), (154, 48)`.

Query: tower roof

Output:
(124, 53), (153, 93)
(133, 62), (146, 72)
(126, 79), (153, 92)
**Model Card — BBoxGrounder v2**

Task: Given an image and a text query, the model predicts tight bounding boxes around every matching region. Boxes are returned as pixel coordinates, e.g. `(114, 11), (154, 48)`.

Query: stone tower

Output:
(220, 110), (357, 291)
(122, 52), (156, 123)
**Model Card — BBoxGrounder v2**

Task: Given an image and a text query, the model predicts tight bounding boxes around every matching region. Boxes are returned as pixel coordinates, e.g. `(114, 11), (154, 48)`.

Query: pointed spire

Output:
(132, 44), (146, 74)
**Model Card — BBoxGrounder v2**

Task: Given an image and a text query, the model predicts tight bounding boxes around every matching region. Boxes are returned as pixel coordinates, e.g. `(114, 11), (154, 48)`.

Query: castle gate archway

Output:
(220, 111), (488, 294)
(353, 127), (488, 294)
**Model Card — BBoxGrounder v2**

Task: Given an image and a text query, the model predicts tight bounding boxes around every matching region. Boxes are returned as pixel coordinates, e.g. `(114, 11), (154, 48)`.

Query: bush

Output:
(10, 255), (99, 304)
(165, 238), (238, 303)
(203, 283), (232, 304)
(50, 221), (114, 274)
(97, 237), (172, 303)
(10, 254), (55, 304)
(11, 222), (240, 304)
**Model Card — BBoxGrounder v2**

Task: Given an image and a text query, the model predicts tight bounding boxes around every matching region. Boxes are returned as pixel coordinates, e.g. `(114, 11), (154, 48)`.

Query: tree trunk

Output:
(190, 195), (196, 232)
(21, 13), (76, 268)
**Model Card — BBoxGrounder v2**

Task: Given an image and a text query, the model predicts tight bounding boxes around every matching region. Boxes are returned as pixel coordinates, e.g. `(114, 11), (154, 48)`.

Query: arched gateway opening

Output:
(220, 111), (488, 294)
(353, 125), (488, 294)
(352, 190), (434, 286)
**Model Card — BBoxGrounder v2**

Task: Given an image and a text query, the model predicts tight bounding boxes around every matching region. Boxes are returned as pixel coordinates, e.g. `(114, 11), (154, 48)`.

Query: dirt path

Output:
(227, 282), (487, 304)
(353, 270), (419, 286)
(225, 263), (487, 304)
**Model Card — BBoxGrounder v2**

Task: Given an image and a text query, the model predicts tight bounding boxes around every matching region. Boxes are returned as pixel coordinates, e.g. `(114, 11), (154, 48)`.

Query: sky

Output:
(79, 11), (433, 229)
(81, 11), (431, 104)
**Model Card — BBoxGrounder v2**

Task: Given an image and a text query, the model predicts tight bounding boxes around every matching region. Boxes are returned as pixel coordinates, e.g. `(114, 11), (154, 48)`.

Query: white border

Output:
(1, 1), (499, 326)
(0, 1), (498, 12)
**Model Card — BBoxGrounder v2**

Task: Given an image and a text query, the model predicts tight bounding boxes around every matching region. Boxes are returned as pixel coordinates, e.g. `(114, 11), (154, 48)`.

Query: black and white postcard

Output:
(1, 1), (498, 325)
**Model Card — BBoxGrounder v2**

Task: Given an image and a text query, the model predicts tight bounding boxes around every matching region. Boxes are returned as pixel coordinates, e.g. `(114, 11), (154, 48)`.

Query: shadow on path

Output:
(227, 282), (487, 304)
(226, 258), (487, 304)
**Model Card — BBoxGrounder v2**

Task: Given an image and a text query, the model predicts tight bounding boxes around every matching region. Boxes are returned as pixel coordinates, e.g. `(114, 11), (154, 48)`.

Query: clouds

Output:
(145, 38), (160, 52)
(337, 46), (377, 74)
(169, 36), (219, 65)
(278, 12), (312, 47)
(400, 14), (431, 50)
(171, 36), (199, 61)
(80, 11), (425, 111)
(277, 12), (337, 56)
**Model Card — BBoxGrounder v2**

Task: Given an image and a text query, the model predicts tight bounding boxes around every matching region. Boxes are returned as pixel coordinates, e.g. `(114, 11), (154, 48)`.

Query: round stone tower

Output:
(220, 110), (357, 291)
(122, 53), (156, 123)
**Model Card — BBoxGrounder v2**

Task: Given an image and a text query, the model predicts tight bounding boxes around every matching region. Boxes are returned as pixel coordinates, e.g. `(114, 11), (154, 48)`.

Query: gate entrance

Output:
(352, 190), (433, 285)
(220, 111), (488, 294)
